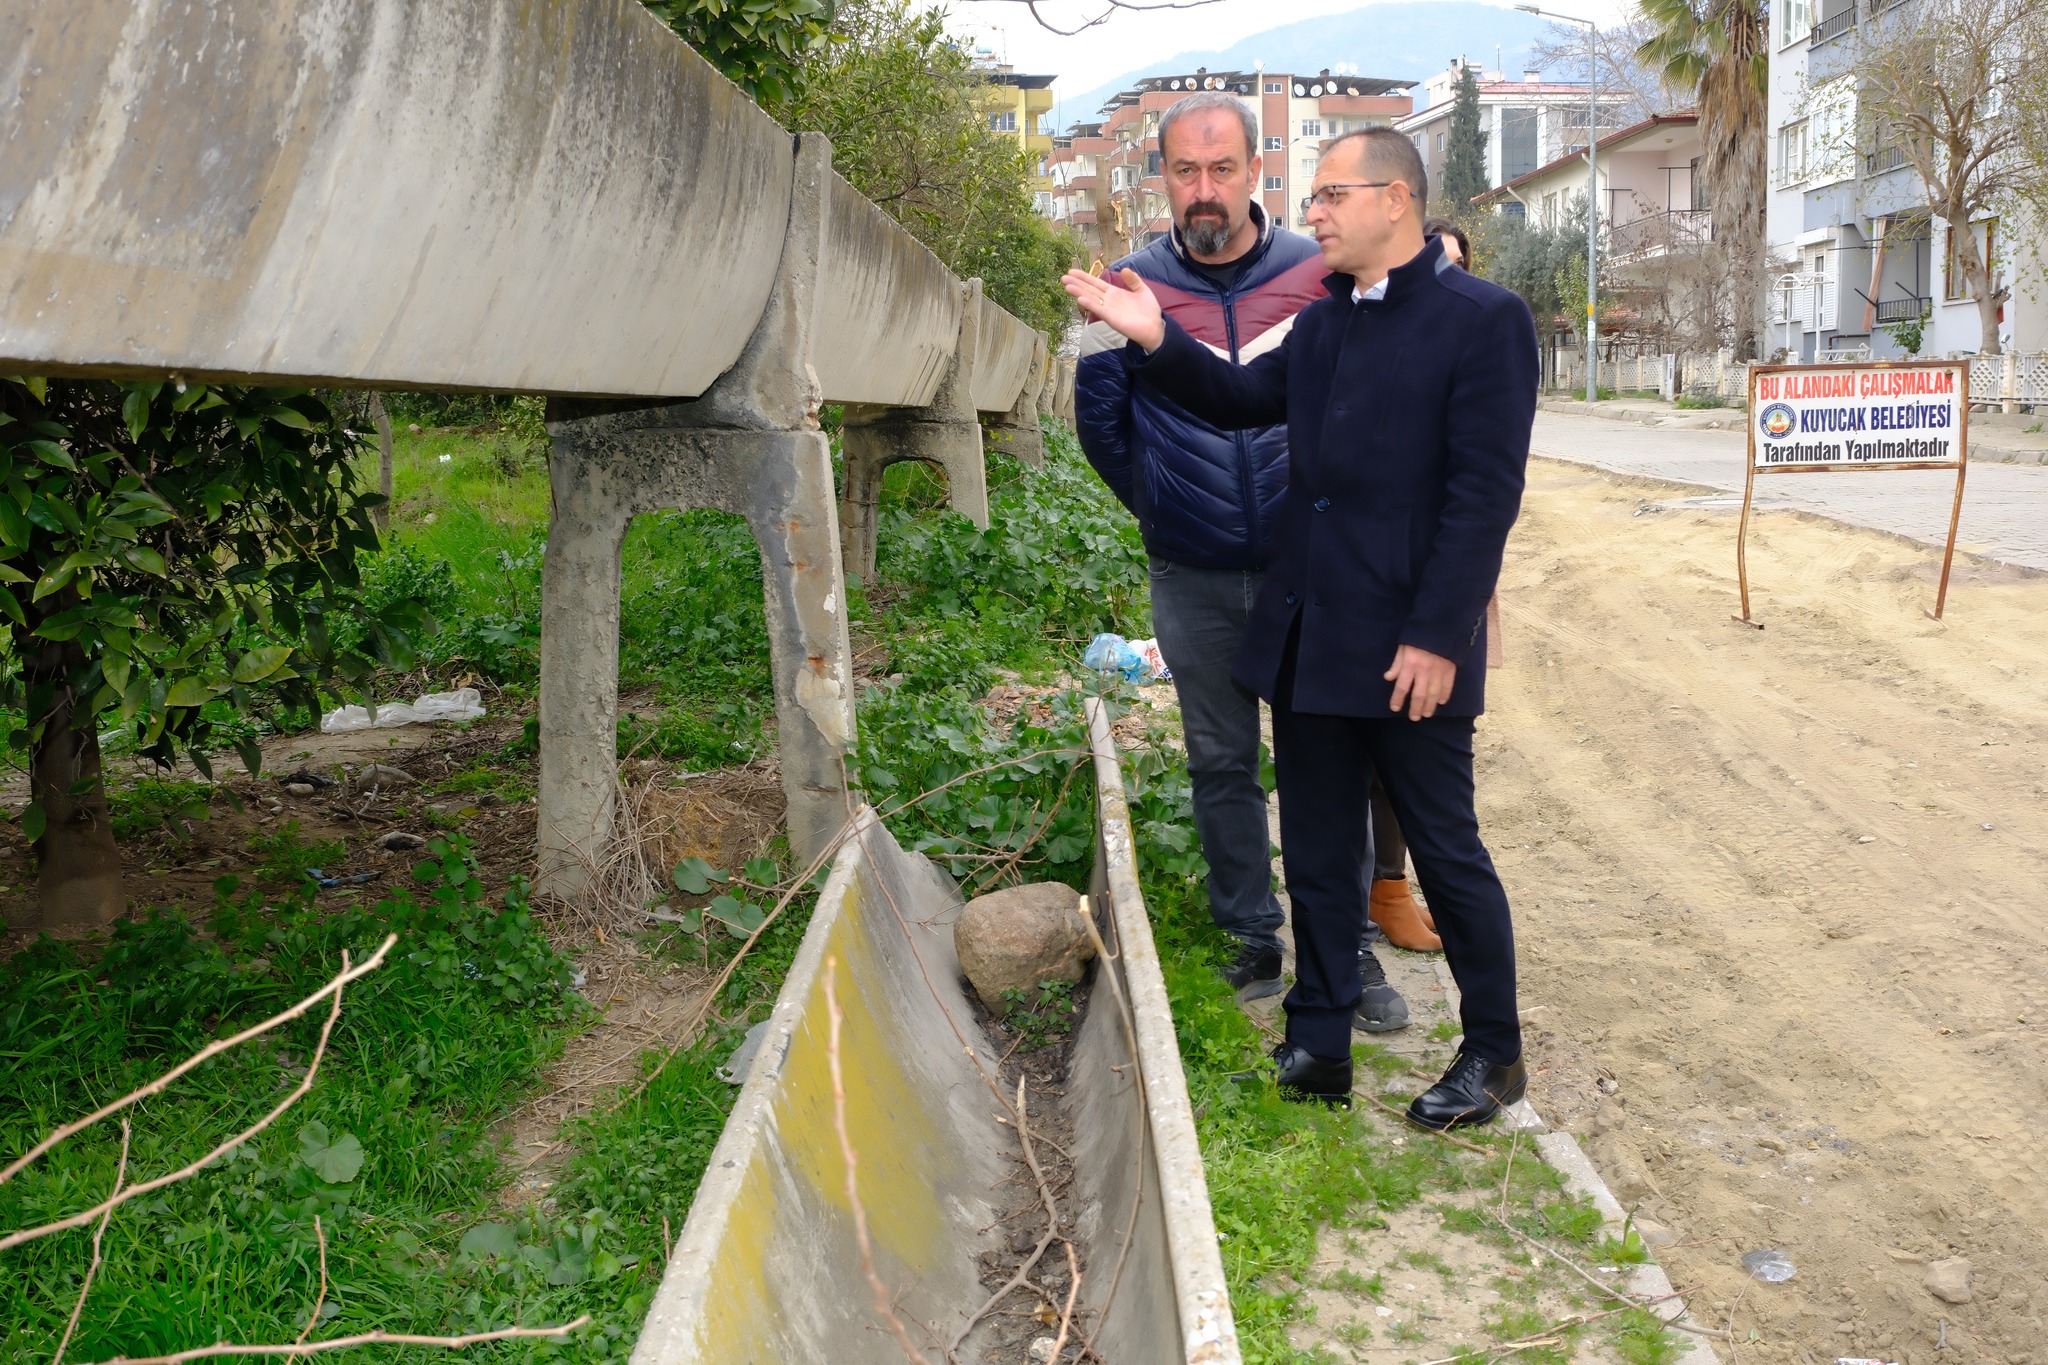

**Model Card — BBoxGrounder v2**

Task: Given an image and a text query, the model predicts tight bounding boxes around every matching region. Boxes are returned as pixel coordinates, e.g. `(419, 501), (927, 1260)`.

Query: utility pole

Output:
(1518, 5), (1599, 401)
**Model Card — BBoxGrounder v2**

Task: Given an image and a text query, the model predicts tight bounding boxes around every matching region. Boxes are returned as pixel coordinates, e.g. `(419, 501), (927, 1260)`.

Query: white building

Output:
(1395, 59), (1630, 203)
(1764, 0), (2043, 359)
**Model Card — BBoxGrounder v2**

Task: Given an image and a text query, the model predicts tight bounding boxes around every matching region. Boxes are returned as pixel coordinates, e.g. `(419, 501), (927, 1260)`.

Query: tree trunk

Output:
(23, 633), (125, 927)
(370, 391), (395, 534)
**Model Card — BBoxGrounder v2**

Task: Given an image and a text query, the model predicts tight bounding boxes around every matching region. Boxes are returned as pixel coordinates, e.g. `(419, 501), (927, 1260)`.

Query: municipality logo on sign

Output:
(1759, 402), (1796, 439)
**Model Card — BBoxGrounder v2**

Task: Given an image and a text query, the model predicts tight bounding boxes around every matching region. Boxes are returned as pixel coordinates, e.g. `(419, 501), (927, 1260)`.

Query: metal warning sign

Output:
(1736, 360), (1971, 623)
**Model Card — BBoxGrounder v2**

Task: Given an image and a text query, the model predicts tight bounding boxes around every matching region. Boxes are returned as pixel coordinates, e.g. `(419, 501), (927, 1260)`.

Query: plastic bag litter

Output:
(1083, 633), (1171, 684)
(321, 687), (486, 733)
(1742, 1249), (1797, 1282)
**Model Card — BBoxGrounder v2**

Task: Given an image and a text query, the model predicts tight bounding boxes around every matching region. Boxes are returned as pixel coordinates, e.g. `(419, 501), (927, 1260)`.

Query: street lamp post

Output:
(1518, 5), (1600, 401)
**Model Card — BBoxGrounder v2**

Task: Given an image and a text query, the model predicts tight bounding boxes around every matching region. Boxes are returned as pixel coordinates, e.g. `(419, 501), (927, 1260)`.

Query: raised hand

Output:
(1060, 267), (1167, 352)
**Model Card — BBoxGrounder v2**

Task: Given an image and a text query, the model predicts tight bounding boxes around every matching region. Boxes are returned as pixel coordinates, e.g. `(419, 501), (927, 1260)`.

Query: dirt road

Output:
(1485, 459), (2048, 1363)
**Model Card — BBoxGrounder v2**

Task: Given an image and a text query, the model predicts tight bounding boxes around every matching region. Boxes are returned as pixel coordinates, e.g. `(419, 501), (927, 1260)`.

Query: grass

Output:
(1674, 393), (1732, 410)
(2, 415), (1684, 1365)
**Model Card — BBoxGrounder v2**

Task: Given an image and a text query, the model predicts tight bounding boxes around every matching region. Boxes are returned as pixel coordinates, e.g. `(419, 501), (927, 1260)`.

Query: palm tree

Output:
(1637, 0), (1769, 356)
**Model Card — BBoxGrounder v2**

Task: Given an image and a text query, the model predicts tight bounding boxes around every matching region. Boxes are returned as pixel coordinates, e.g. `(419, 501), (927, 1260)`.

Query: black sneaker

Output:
(1225, 941), (1284, 1001)
(1353, 947), (1411, 1033)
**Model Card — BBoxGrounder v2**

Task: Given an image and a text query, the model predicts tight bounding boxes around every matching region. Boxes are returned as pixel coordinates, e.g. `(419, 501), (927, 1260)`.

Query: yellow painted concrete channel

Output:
(632, 698), (1238, 1364)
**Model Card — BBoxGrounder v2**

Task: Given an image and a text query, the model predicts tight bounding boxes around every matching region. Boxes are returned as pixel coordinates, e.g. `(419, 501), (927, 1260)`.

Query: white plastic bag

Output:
(321, 687), (486, 733)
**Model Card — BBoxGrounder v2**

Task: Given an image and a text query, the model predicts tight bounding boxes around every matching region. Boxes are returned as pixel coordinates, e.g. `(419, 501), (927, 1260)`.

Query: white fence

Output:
(1959, 352), (2048, 412)
(1549, 349), (1751, 401)
(1549, 348), (2048, 412)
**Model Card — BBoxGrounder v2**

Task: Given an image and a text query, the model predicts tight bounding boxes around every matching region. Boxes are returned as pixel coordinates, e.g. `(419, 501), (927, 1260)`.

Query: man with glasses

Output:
(1063, 128), (1539, 1129)
(1074, 93), (1418, 1031)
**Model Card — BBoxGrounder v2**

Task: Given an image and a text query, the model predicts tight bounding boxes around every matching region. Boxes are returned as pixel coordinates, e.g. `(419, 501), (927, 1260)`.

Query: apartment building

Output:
(1043, 122), (1116, 259)
(982, 68), (1058, 208)
(1396, 60), (1629, 203)
(1047, 67), (1415, 256)
(1765, 0), (2042, 359)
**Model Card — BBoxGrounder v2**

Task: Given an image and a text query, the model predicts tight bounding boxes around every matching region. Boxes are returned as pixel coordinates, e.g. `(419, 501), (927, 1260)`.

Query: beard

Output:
(1180, 201), (1235, 255)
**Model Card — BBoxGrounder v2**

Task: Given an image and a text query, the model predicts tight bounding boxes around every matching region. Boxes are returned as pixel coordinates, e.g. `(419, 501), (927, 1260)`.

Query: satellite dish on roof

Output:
(1311, 83), (1324, 95)
(1294, 83), (1306, 96)
(1169, 78), (1181, 88)
(1347, 86), (1360, 96)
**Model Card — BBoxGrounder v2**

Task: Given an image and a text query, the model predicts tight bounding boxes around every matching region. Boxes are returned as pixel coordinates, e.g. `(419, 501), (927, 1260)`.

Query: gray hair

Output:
(1157, 92), (1259, 161)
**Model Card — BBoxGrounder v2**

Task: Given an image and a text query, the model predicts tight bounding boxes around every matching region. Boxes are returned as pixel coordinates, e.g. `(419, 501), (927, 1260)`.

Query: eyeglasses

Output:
(1298, 181), (1394, 217)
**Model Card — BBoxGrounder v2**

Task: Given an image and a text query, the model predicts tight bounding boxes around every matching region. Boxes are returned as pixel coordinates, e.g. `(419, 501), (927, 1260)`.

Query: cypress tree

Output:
(1440, 62), (1490, 212)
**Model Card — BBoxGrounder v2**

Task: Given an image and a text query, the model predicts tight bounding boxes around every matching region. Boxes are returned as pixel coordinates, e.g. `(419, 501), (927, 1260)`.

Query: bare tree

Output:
(961, 0), (1218, 39)
(1529, 12), (1688, 132)
(1848, 0), (2048, 354)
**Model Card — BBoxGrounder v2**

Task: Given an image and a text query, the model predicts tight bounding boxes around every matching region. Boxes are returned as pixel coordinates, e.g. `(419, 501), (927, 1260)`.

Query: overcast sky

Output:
(953, 0), (1639, 97)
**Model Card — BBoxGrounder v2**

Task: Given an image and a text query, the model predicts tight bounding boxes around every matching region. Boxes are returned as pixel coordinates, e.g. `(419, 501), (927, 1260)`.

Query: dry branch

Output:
(1, 938), (397, 1252)
(52, 1119), (130, 1365)
(1, 936), (396, 1189)
(823, 956), (935, 1365)
(76, 1318), (591, 1364)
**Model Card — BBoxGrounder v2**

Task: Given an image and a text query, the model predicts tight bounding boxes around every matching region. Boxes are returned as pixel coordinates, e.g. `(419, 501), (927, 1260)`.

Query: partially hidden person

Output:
(1061, 127), (1539, 1130)
(1070, 93), (1413, 1033)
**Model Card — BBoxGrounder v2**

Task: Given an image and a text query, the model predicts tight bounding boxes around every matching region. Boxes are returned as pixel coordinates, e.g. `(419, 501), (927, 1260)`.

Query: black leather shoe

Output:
(1407, 1051), (1527, 1131)
(1353, 947), (1410, 1033)
(1224, 941), (1284, 1001)
(1238, 1042), (1351, 1107)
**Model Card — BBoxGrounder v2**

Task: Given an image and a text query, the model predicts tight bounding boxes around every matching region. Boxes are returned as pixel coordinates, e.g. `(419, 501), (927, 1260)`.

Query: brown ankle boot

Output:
(1370, 878), (1442, 951)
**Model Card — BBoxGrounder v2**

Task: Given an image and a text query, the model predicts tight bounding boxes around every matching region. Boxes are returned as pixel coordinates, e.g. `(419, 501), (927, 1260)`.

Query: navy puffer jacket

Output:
(1074, 203), (1326, 570)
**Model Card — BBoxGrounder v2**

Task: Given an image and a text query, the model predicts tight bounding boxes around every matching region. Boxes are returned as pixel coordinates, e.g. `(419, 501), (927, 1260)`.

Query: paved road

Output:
(1531, 411), (2048, 571)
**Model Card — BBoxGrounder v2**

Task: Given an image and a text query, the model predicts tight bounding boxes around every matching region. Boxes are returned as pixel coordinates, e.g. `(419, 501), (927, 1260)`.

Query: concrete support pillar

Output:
(837, 278), (990, 590)
(537, 132), (855, 896)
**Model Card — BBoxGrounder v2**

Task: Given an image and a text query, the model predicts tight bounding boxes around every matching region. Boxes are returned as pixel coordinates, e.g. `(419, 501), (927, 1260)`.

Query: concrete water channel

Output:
(636, 699), (1238, 1364)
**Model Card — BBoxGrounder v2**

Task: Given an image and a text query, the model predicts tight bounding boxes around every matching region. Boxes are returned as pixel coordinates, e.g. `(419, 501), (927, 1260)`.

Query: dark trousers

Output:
(1272, 665), (1522, 1063)
(1147, 557), (1286, 955)
(1369, 776), (1406, 881)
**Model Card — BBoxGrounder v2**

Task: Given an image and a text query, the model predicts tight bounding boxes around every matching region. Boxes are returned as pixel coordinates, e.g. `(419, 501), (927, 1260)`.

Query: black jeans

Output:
(1272, 657), (1521, 1062)
(1147, 557), (1286, 955)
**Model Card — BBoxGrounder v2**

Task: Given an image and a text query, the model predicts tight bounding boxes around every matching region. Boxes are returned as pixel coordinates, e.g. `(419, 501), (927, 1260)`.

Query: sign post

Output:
(1735, 359), (1970, 627)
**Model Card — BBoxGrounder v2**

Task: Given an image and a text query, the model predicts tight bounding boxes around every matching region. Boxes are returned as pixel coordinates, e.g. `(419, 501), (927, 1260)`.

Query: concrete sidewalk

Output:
(1532, 410), (2048, 572)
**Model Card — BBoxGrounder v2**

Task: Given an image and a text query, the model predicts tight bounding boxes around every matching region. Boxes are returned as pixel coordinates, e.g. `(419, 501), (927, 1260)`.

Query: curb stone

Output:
(1431, 961), (1723, 1363)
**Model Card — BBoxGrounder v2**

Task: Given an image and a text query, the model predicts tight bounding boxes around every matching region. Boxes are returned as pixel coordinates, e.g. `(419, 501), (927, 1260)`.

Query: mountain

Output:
(1050, 2), (1558, 128)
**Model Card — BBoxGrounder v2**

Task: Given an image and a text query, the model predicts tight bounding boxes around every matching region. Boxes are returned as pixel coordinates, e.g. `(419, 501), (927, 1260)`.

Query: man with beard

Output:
(1063, 128), (1538, 1128)
(1074, 92), (1412, 1034)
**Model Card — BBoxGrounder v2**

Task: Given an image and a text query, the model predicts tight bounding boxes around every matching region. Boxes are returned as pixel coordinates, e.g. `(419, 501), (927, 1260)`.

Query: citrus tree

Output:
(0, 377), (427, 928)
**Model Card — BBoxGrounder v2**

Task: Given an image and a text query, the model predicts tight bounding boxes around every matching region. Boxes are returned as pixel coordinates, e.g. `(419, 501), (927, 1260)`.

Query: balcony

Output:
(1864, 144), (1909, 176)
(1873, 294), (1929, 324)
(1808, 4), (1856, 45)
(1607, 208), (1712, 259)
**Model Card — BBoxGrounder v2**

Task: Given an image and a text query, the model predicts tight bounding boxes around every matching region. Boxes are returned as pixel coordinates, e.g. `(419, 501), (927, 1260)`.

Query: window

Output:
(1945, 219), (1996, 299)
(1265, 176), (1284, 191)
(1776, 120), (1809, 185)
(1779, 0), (1810, 43)
(988, 111), (1017, 133)
(1300, 120), (1322, 137)
(1301, 156), (1318, 176)
(1264, 136), (1283, 151)
(1501, 200), (1527, 221)
(1034, 191), (1053, 215)
(1501, 107), (1539, 181)
(1435, 130), (1446, 152)
(1265, 81), (1284, 94)
(1542, 191), (1559, 227)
